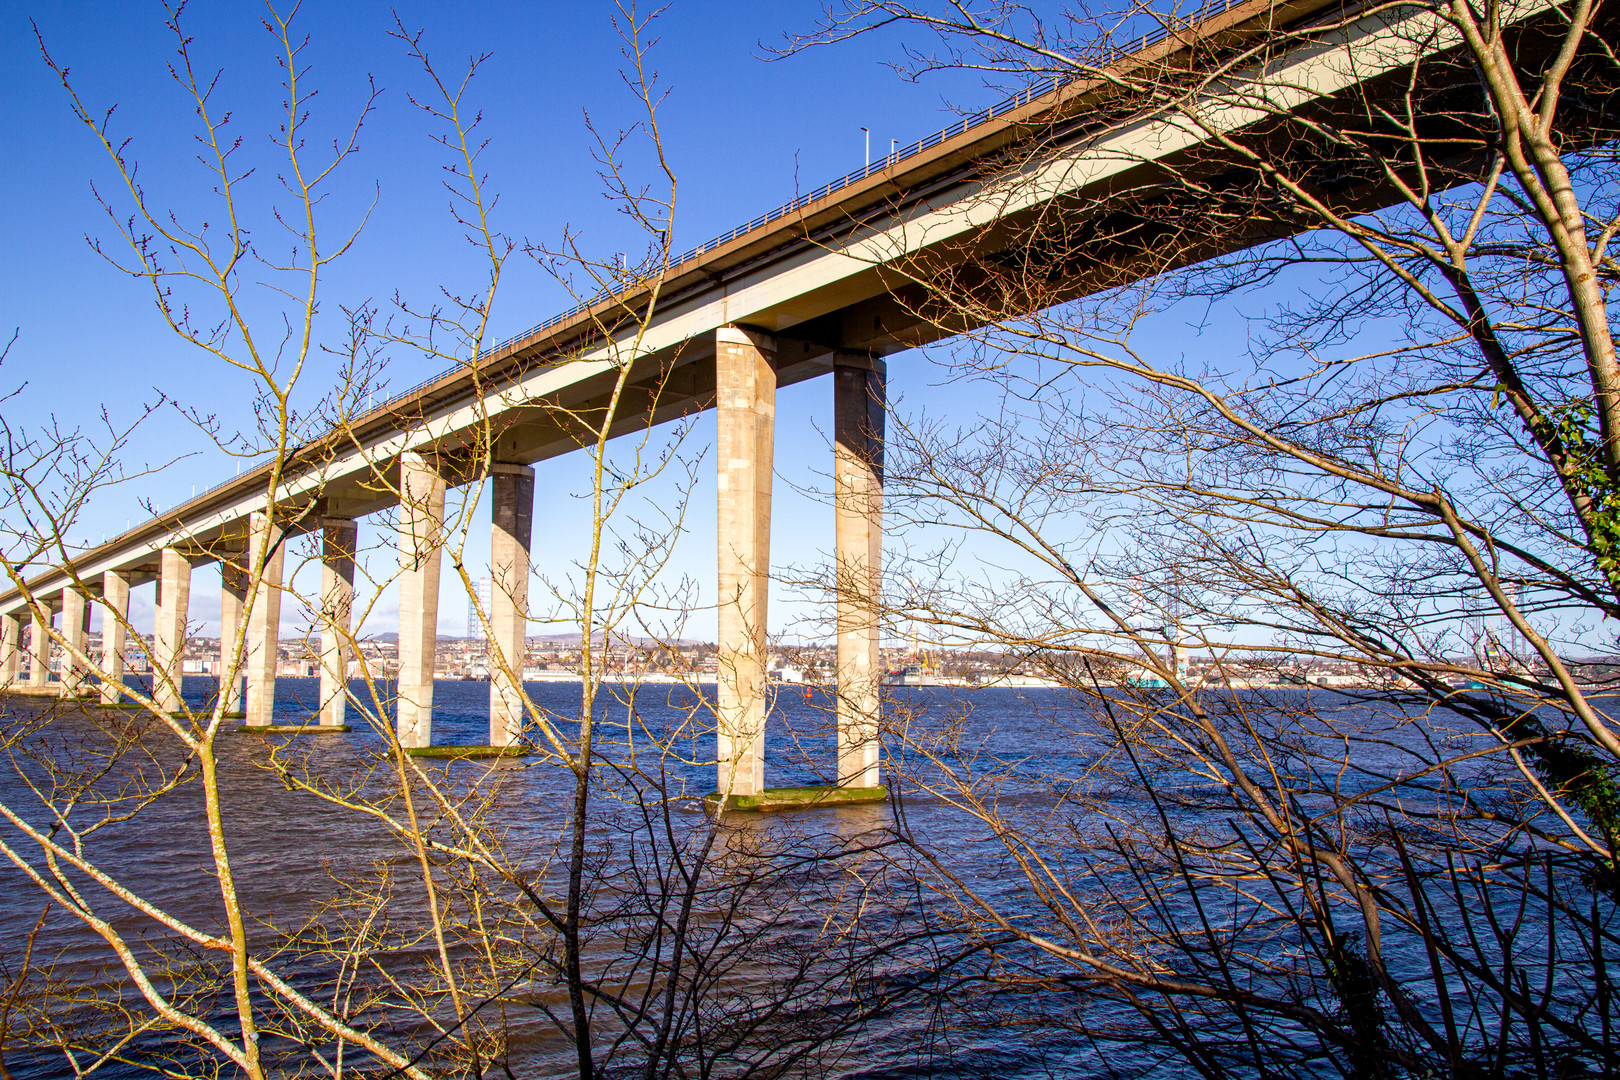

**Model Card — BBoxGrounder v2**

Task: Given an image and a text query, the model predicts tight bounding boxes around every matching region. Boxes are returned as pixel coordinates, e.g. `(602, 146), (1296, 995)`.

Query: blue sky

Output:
(2, 1), (1012, 641)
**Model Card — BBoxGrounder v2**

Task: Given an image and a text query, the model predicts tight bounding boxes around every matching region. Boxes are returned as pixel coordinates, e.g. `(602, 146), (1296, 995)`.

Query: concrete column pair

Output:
(150, 517), (280, 721)
(393, 453), (532, 749)
(217, 516), (343, 726)
(713, 327), (885, 797)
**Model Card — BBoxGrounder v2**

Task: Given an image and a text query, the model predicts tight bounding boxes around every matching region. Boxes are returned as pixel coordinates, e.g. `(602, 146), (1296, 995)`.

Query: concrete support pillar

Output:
(244, 514), (284, 728)
(319, 518), (357, 727)
(715, 326), (776, 797)
(218, 556), (248, 716)
(100, 572), (130, 704)
(27, 609), (51, 688)
(834, 355), (885, 788)
(489, 464), (533, 747)
(0, 613), (18, 685)
(153, 549), (192, 713)
(60, 588), (89, 696)
(397, 452), (446, 748)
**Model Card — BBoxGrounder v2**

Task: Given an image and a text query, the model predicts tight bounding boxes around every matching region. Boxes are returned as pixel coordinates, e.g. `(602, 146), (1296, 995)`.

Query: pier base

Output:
(234, 724), (352, 735)
(705, 785), (888, 812)
(243, 514), (284, 728)
(834, 354), (885, 789)
(7, 685), (71, 699)
(402, 745), (530, 760)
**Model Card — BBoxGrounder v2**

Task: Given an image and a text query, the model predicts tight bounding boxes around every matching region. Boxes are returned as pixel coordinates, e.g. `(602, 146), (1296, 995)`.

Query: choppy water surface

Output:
(0, 681), (1557, 1077)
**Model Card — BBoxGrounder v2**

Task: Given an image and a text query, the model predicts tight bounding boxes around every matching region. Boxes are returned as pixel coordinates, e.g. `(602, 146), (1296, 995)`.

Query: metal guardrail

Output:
(145, 0), (1245, 531)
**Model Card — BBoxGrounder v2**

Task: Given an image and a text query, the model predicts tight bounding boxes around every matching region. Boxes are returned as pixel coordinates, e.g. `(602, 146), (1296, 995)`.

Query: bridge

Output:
(0, 0), (1568, 797)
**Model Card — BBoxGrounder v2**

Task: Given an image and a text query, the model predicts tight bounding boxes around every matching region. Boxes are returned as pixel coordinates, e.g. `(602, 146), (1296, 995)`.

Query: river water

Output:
(0, 678), (987, 1077)
(0, 680), (1604, 1077)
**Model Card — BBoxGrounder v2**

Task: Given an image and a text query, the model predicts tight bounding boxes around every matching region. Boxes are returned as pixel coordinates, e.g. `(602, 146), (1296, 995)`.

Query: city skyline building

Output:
(467, 575), (492, 642)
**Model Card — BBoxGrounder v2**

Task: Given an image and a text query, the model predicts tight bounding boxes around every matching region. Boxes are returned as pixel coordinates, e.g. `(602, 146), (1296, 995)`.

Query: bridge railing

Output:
(154, 0), (1246, 533)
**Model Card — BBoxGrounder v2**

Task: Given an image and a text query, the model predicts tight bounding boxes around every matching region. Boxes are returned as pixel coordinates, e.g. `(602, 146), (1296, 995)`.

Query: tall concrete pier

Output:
(834, 355), (885, 789)
(715, 326), (776, 798)
(60, 589), (88, 696)
(0, 613), (17, 685)
(100, 572), (129, 704)
(218, 555), (248, 715)
(153, 549), (191, 713)
(27, 609), (50, 688)
(243, 514), (284, 727)
(489, 464), (533, 747)
(397, 452), (446, 748)
(319, 518), (357, 728)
